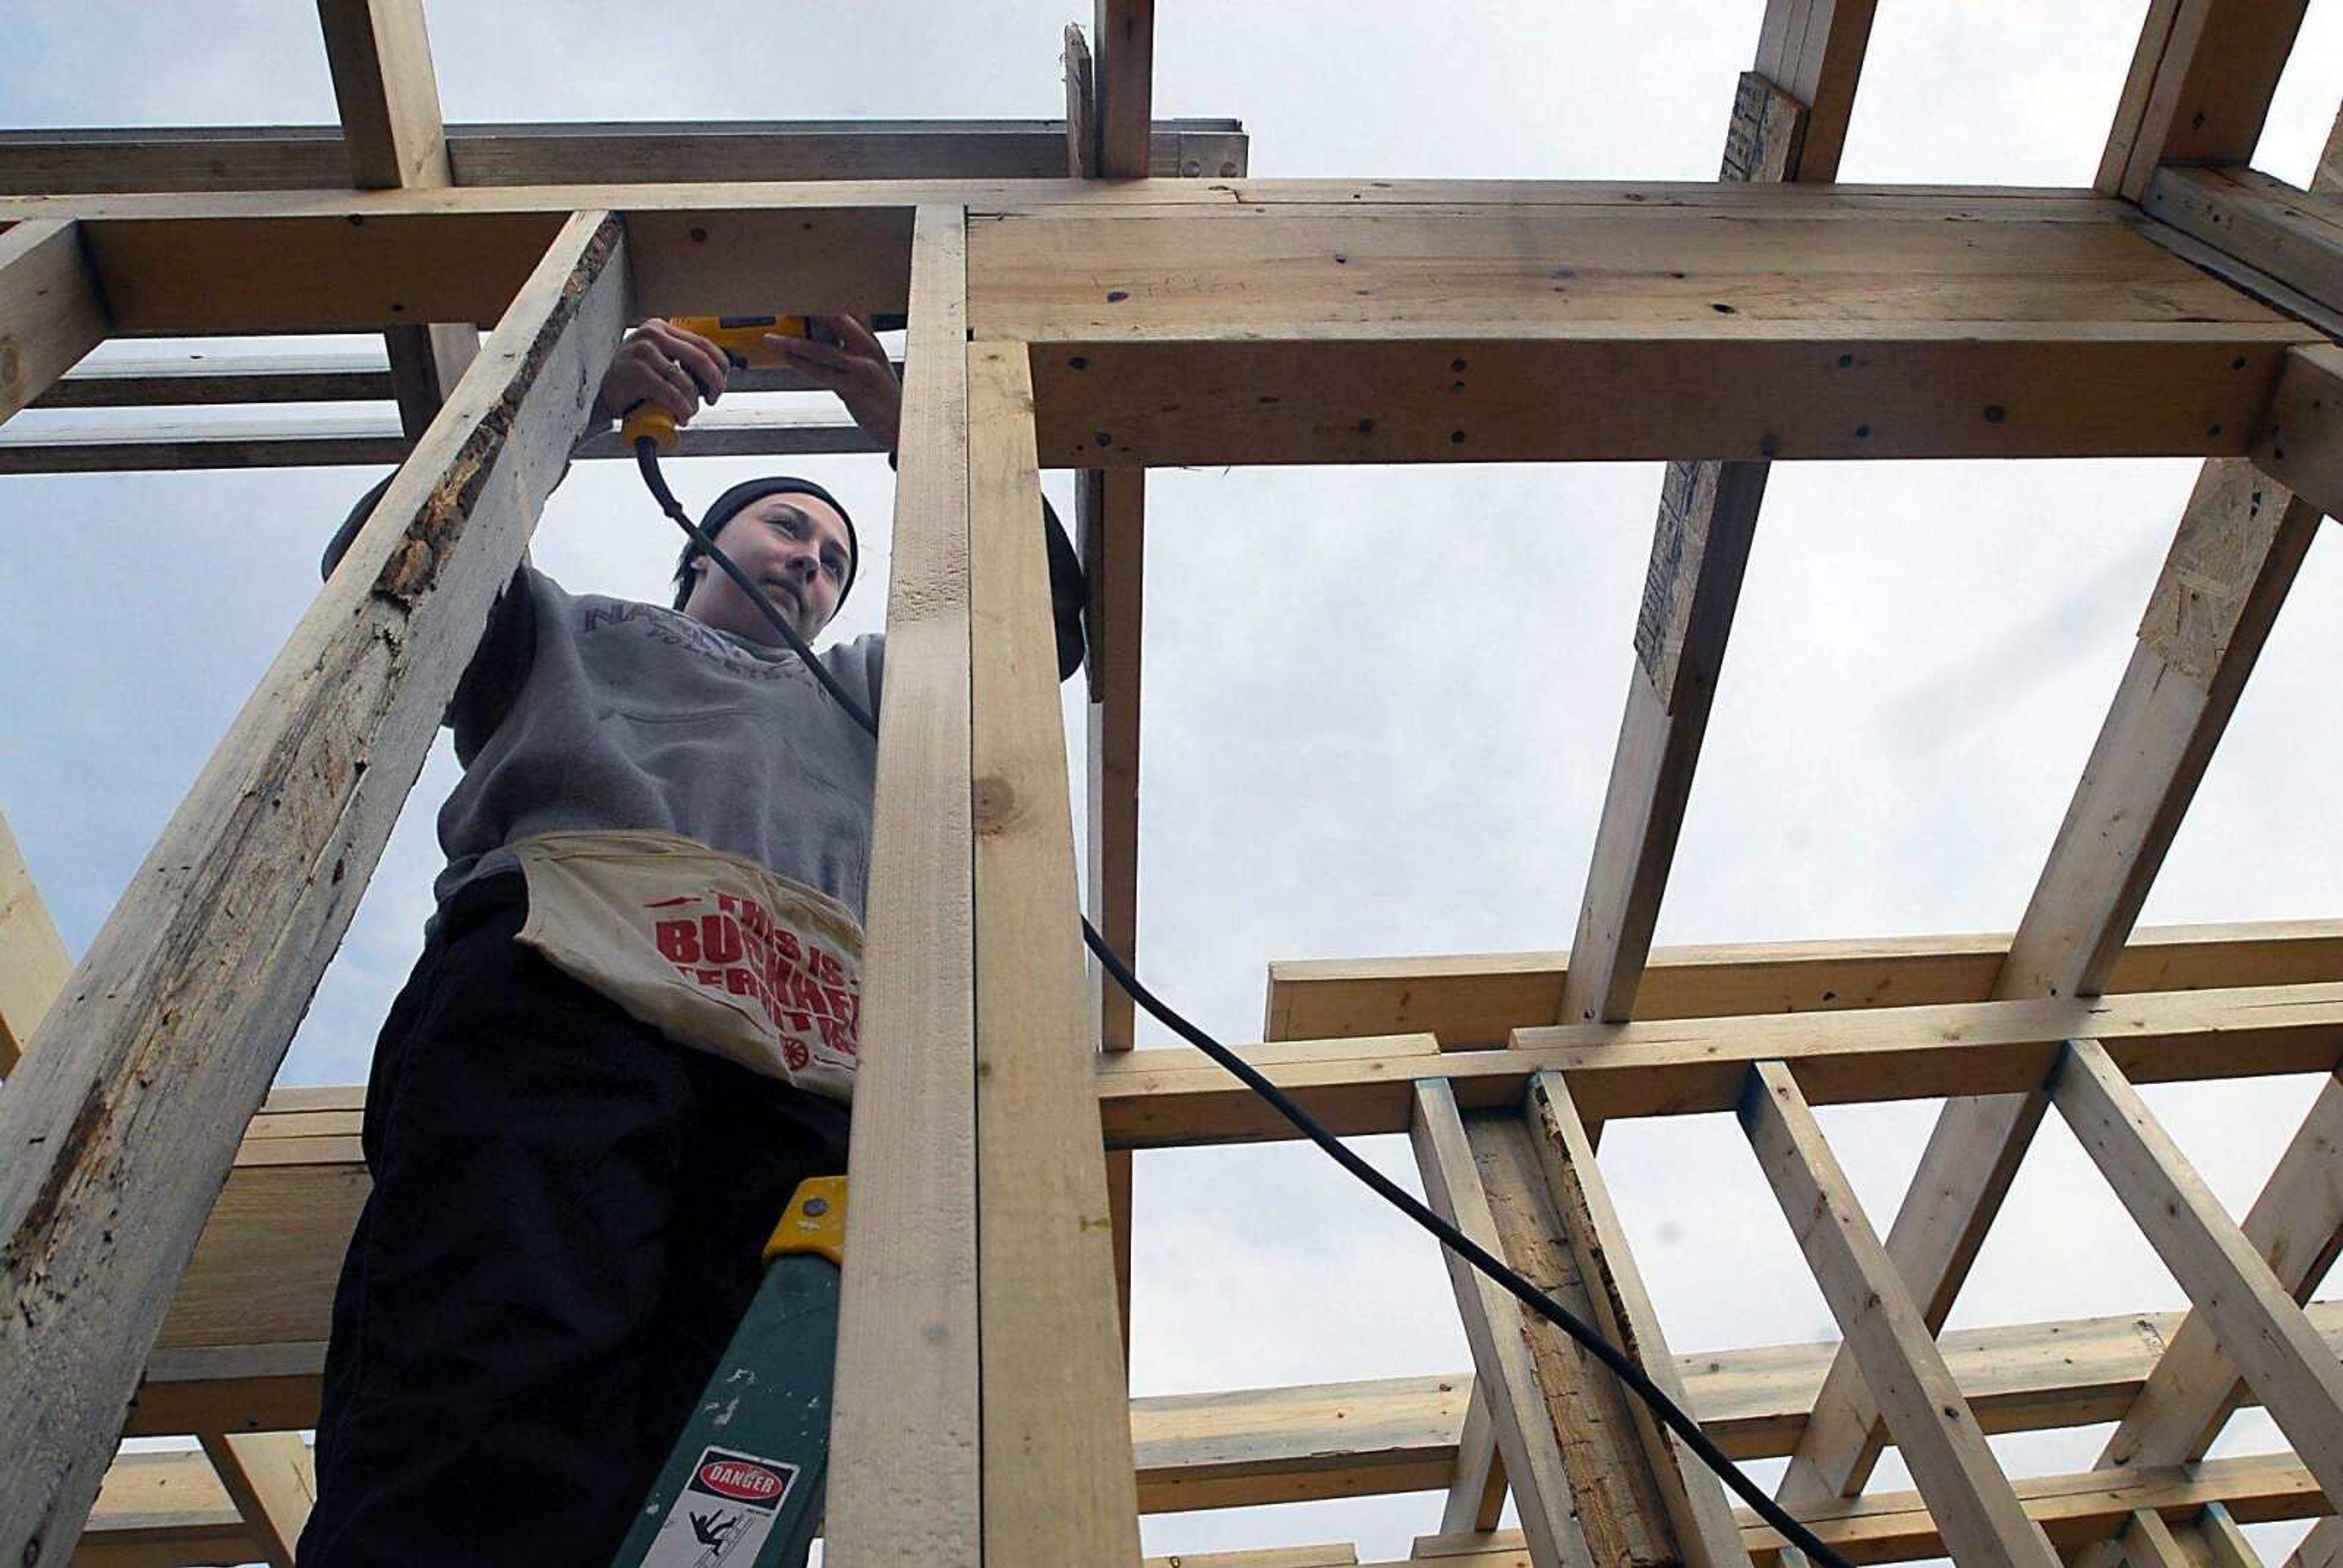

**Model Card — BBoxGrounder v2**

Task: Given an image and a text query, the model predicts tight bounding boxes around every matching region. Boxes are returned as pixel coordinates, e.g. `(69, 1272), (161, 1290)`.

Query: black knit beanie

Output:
(672, 476), (859, 613)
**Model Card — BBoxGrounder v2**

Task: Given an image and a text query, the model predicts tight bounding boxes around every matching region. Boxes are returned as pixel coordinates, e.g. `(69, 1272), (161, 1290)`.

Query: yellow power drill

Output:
(618, 313), (818, 453)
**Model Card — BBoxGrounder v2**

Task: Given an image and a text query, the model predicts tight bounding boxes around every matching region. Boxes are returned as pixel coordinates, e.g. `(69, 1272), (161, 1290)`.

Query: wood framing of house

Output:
(3, 2), (2342, 1564)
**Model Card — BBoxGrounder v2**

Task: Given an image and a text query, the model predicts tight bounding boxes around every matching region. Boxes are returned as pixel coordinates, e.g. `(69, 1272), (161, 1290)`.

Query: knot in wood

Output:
(972, 775), (1018, 832)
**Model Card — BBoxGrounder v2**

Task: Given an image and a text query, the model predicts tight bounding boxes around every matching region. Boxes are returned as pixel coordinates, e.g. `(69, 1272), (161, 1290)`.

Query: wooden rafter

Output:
(314, 0), (478, 439)
(2064, 1074), (2343, 1568)
(2099, 0), (2311, 201)
(1401, 1452), (2328, 1568)
(1412, 1081), (1599, 1568)
(1779, 79), (2340, 1497)
(1558, 0), (1873, 1027)
(1093, 1), (1156, 181)
(1740, 1063), (2056, 1568)
(1777, 461), (2320, 1506)
(5, 797), (317, 1566)
(1750, 0), (1876, 184)
(2051, 1041), (2343, 1501)
(0, 210), (628, 1568)
(0, 808), (71, 1077)
(1531, 1073), (1751, 1567)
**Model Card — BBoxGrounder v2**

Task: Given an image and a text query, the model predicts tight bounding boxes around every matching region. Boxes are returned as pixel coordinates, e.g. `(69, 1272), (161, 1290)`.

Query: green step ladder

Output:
(612, 1176), (844, 1568)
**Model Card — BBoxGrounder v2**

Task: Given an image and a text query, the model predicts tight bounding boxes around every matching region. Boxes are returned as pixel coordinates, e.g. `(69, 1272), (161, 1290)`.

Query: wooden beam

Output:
(315, 0), (478, 438)
(122, 1143), (2343, 1509)
(1101, 979), (2343, 1148)
(1127, 1300), (2343, 1514)
(2100, 1), (2311, 201)
(196, 1433), (312, 1568)
(1093, 1), (1156, 179)
(34, 351), (394, 407)
(2050, 1040), (2343, 1504)
(1267, 918), (2343, 1048)
(2192, 1504), (2266, 1568)
(125, 1018), (2343, 1464)
(315, 0), (451, 190)
(1064, 27), (1099, 182)
(2254, 343), (2343, 522)
(0, 807), (72, 1076)
(68, 201), (910, 333)
(1400, 1453), (2328, 1568)
(384, 323), (480, 439)
(1084, 466), (1146, 1359)
(1777, 453), (2323, 1505)
(1438, 1386), (1509, 1536)
(0, 802), (312, 1568)
(824, 204), (981, 1568)
(0, 209), (626, 1568)
(2323, 98), (2343, 196)
(129, 1343), (329, 1440)
(469, 120), (1248, 185)
(1738, 1062), (2057, 1568)
(2065, 1075), (2343, 1568)
(85, 1295), (2343, 1534)
(0, 176), (2211, 228)
(0, 120), (1248, 192)
(71, 1442), (2338, 1567)
(31, 349), (891, 411)
(1560, 19), (1866, 1027)
(1750, 0), (1877, 183)
(1410, 1081), (1598, 1568)
(24, 186), (2312, 452)
(2289, 1520), (2343, 1568)
(1559, 455), (1765, 1024)
(0, 218), (107, 422)
(76, 1450), (256, 1568)
(969, 193), (2309, 467)
(1431, 1459), (2322, 1568)
(968, 339), (1142, 1564)
(1082, 470), (1145, 1054)
(1143, 1550), (1356, 1568)
(0, 408), (879, 474)
(1064, 33), (1150, 1353)
(2141, 168), (2343, 325)
(1528, 1073), (1752, 1567)
(2122, 1507), (2196, 1568)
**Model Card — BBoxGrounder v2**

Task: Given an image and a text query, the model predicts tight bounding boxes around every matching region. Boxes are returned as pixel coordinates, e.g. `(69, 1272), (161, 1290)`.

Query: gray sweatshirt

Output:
(435, 567), (884, 924)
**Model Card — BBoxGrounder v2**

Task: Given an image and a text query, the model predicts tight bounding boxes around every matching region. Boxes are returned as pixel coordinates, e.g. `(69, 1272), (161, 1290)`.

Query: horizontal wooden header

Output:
(970, 196), (2307, 466)
(0, 118), (1248, 194)
(1099, 980), (2343, 1146)
(1267, 918), (2343, 1047)
(11, 181), (2309, 467)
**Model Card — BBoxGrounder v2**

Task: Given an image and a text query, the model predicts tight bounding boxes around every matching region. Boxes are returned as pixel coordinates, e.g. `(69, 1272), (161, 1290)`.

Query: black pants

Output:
(299, 873), (851, 1567)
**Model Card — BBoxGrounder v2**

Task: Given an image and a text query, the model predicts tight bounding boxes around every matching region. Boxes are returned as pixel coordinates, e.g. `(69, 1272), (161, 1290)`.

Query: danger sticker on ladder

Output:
(642, 1446), (798, 1566)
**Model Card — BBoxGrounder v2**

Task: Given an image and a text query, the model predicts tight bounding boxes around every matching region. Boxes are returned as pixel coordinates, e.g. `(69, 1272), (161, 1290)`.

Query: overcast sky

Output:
(5, 2), (2342, 1563)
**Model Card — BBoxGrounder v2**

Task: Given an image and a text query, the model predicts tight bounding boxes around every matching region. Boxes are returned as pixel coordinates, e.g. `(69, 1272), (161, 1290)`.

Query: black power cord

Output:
(638, 438), (1853, 1568)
